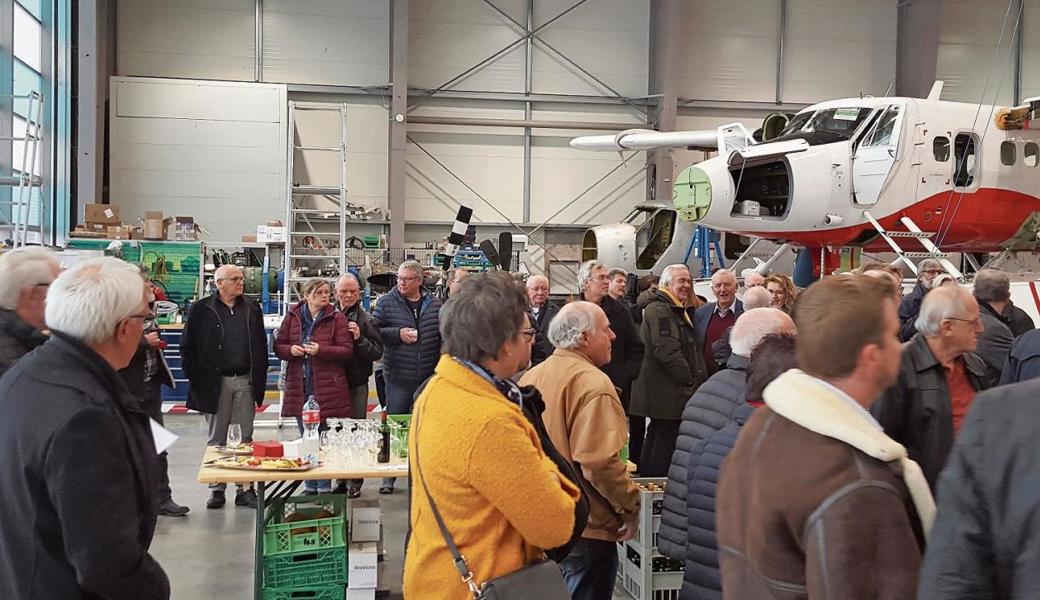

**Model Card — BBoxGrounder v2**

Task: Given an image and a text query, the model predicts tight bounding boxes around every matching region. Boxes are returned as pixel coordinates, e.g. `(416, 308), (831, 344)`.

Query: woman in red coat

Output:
(274, 278), (354, 493)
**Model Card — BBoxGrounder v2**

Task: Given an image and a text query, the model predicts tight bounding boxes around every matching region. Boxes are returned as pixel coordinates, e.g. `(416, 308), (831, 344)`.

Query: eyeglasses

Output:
(921, 270), (944, 276)
(399, 275), (421, 282)
(310, 289), (331, 297)
(219, 276), (245, 283)
(946, 316), (981, 327)
(123, 311), (155, 326)
(519, 327), (536, 341)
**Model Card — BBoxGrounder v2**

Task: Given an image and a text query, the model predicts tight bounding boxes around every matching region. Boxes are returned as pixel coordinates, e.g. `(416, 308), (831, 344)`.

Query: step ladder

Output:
(283, 101), (348, 305)
(863, 211), (962, 279)
(0, 91), (43, 247)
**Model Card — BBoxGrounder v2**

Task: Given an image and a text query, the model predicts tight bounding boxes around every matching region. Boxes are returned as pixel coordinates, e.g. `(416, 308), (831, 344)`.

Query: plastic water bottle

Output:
(302, 395), (321, 465)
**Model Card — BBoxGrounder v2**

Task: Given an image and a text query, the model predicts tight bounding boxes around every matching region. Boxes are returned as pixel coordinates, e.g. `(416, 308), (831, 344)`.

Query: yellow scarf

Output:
(660, 288), (694, 328)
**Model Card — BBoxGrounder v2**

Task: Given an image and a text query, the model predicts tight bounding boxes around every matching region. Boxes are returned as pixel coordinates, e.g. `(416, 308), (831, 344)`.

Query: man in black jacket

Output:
(578, 261), (644, 417)
(873, 284), (992, 489)
(121, 286), (188, 517)
(526, 274), (559, 366)
(0, 257), (169, 600)
(336, 272), (384, 497)
(373, 260), (442, 494)
(919, 378), (1040, 600)
(0, 246), (60, 377)
(898, 258), (944, 341)
(181, 264), (269, 509)
(656, 307), (794, 562)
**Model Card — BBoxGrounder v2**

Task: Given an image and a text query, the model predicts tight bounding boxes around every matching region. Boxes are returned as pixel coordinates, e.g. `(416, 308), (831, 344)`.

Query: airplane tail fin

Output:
(926, 81), (944, 101)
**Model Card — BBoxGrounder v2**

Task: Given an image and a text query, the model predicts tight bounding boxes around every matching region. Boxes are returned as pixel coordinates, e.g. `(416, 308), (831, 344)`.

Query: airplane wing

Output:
(570, 123), (755, 154)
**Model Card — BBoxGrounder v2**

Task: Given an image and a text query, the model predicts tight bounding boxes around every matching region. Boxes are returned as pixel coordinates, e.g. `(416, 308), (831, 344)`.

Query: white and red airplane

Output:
(573, 82), (1040, 278)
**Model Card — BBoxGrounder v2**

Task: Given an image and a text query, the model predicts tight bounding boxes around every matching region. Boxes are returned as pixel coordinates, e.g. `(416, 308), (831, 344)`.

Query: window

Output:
(954, 133), (978, 187)
(933, 137), (950, 161)
(1001, 141), (1016, 166)
(773, 107), (874, 146)
(1026, 143), (1039, 167)
(864, 105), (901, 147)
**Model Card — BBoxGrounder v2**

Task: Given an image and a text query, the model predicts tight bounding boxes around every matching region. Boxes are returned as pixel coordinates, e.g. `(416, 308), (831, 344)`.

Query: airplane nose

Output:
(674, 165), (713, 222)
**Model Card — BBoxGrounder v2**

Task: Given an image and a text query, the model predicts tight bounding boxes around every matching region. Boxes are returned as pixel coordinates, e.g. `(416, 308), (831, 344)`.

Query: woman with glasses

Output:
(274, 278), (354, 494)
(764, 273), (799, 315)
(403, 271), (584, 600)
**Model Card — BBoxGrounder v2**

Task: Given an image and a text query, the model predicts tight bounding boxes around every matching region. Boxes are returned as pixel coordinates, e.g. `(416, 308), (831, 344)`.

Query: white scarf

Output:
(763, 369), (935, 539)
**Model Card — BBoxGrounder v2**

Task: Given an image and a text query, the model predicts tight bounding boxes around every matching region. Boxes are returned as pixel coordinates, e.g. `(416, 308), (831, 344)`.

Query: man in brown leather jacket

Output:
(520, 301), (640, 600)
(716, 275), (933, 600)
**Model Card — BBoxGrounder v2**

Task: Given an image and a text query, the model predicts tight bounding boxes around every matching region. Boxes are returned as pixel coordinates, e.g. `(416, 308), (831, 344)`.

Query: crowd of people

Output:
(3, 246), (1040, 599)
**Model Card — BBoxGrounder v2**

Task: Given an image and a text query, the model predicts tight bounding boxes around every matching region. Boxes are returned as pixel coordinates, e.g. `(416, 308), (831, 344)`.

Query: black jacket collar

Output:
(906, 332), (988, 380)
(0, 308), (46, 349)
(979, 300), (1011, 326)
(47, 331), (143, 414)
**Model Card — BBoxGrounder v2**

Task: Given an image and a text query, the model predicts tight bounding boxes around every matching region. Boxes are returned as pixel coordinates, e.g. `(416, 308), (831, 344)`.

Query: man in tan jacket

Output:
(520, 301), (640, 600)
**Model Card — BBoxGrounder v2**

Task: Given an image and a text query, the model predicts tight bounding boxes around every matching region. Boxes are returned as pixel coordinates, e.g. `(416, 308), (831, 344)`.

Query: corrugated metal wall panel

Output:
(262, 0), (389, 86)
(783, 0), (896, 104)
(117, 0), (255, 80)
(936, 0), (1017, 105)
(678, 0), (780, 102)
(532, 0), (649, 98)
(409, 0), (527, 92)
(1021, 0), (1040, 100)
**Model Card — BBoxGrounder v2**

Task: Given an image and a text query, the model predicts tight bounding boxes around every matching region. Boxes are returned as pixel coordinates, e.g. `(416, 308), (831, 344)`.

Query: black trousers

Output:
(142, 379), (173, 503)
(629, 415), (646, 473)
(640, 418), (681, 477)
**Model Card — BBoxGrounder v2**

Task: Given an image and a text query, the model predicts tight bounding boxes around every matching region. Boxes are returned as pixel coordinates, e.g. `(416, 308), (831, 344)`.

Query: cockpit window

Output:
(773, 107), (874, 146)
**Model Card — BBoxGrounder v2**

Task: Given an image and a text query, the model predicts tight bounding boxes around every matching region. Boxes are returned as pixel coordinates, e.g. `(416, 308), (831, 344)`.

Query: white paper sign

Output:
(150, 418), (179, 455)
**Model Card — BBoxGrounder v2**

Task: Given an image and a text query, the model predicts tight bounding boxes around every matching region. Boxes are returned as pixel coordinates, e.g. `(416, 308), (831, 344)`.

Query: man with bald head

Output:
(873, 284), (993, 489)
(526, 274), (560, 367)
(182, 264), (269, 509)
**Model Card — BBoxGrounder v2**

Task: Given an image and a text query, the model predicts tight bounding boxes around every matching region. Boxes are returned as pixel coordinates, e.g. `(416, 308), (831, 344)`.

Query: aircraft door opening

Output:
(852, 104), (904, 206)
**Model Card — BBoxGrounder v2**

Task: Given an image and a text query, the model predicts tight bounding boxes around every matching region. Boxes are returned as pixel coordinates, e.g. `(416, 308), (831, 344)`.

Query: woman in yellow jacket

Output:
(403, 272), (582, 599)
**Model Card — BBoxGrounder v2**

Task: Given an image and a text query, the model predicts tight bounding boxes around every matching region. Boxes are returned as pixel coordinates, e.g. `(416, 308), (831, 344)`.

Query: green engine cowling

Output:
(673, 165), (712, 222)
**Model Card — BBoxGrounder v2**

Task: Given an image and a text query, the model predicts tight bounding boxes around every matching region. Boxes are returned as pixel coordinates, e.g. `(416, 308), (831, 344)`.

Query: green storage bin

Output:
(263, 494), (347, 557)
(262, 585), (344, 600)
(263, 547), (347, 588)
(388, 414), (411, 459)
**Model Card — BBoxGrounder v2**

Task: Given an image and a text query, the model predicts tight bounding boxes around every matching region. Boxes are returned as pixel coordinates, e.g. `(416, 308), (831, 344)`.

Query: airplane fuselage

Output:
(682, 97), (1040, 253)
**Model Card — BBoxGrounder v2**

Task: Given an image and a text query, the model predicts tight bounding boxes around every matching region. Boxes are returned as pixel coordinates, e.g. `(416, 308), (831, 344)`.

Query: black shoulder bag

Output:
(412, 401), (571, 599)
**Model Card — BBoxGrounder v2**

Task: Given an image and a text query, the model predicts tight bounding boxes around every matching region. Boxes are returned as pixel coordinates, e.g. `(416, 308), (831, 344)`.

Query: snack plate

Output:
(210, 457), (318, 472)
(214, 444), (254, 456)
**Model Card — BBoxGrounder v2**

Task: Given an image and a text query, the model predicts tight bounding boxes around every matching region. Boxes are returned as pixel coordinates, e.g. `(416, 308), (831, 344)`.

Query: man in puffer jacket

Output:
(680, 333), (796, 600)
(657, 308), (795, 561)
(373, 260), (442, 494)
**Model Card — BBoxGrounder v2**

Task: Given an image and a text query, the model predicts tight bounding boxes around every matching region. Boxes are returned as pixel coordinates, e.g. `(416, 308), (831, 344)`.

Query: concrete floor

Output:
(153, 413), (631, 599)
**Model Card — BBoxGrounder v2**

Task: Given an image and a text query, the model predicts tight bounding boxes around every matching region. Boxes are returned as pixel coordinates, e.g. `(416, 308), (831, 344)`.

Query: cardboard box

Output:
(168, 216), (197, 241)
(241, 234), (258, 243)
(85, 203), (120, 224)
(142, 211), (168, 240)
(345, 588), (375, 600)
(350, 499), (381, 543)
(265, 219), (284, 227)
(347, 541), (379, 589)
(106, 225), (133, 239)
(256, 225), (287, 244)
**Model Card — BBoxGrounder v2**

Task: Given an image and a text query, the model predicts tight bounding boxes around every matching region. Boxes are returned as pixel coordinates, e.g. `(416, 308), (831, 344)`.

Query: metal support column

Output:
(0, 0), (13, 224)
(522, 0), (533, 223)
(254, 0), (263, 82)
(1014, 0), (1024, 104)
(776, 0), (786, 104)
(647, 0), (682, 203)
(77, 0), (99, 210)
(388, 0), (408, 248)
(895, 0), (943, 99)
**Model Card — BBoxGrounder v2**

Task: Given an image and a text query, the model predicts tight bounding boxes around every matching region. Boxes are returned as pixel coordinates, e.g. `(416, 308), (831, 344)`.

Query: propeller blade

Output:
(479, 240), (502, 269)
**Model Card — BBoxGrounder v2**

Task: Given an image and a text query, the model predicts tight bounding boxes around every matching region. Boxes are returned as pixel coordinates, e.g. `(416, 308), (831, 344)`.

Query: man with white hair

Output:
(0, 246), (61, 376)
(972, 269), (1015, 382)
(578, 260), (644, 437)
(526, 274), (559, 366)
(631, 265), (709, 476)
(873, 284), (993, 489)
(520, 301), (640, 598)
(711, 285), (772, 366)
(694, 269), (744, 375)
(899, 258), (945, 341)
(656, 308), (795, 563)
(182, 263), (269, 509)
(0, 257), (169, 599)
(741, 268), (766, 290)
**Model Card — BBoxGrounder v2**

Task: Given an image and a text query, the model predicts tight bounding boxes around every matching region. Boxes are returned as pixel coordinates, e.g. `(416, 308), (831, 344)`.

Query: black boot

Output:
(206, 491), (226, 509)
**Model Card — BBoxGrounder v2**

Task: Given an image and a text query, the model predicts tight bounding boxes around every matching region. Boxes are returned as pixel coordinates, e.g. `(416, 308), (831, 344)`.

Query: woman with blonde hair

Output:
(764, 273), (798, 314)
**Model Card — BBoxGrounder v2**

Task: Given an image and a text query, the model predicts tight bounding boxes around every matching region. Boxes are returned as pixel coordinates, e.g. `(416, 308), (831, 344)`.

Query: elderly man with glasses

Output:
(873, 284), (993, 490)
(899, 258), (945, 342)
(0, 257), (170, 600)
(0, 246), (61, 377)
(181, 264), (269, 509)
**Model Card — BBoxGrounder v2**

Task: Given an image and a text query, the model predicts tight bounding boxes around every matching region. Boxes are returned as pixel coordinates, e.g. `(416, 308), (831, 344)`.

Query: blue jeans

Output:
(560, 538), (619, 600)
(294, 417), (332, 493)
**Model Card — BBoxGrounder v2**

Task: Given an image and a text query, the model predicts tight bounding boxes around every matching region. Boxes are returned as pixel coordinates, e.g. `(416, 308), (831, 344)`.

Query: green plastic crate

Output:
(263, 547), (347, 588)
(263, 494), (347, 557)
(388, 414), (411, 459)
(262, 585), (344, 600)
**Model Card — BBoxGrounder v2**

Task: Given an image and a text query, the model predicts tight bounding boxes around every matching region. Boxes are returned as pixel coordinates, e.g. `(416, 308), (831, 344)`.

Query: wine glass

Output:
(227, 423), (242, 450)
